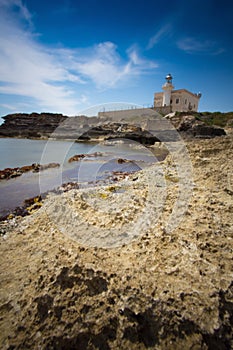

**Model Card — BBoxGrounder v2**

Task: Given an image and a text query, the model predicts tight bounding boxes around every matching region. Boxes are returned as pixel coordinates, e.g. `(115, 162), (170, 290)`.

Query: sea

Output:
(0, 137), (157, 217)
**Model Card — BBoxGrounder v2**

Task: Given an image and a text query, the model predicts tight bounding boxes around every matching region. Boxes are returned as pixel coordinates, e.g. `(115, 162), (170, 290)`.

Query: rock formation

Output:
(167, 114), (226, 138)
(78, 123), (160, 145)
(0, 162), (60, 180)
(0, 113), (68, 138)
(0, 132), (232, 349)
(0, 111), (229, 142)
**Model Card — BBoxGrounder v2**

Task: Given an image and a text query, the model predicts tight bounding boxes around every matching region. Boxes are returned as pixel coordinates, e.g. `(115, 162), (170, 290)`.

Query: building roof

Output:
(154, 89), (200, 99)
(171, 89), (201, 98)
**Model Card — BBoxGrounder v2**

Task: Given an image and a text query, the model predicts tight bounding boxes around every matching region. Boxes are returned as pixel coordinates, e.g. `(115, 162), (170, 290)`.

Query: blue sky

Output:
(0, 0), (232, 121)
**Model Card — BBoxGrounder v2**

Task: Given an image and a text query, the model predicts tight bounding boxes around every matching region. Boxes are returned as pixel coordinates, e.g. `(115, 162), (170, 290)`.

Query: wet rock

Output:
(33, 162), (60, 172)
(0, 167), (21, 180)
(68, 152), (103, 163)
(117, 158), (131, 164)
(0, 162), (60, 180)
(68, 154), (86, 162)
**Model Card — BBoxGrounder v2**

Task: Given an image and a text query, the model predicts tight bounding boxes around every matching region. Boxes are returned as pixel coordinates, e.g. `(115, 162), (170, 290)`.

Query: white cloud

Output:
(56, 43), (158, 89)
(177, 37), (225, 55)
(69, 42), (129, 88)
(147, 24), (172, 49)
(0, 1), (158, 115)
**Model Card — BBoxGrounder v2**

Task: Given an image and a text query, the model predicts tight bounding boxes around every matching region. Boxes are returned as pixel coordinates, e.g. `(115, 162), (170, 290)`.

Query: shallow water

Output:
(0, 138), (157, 216)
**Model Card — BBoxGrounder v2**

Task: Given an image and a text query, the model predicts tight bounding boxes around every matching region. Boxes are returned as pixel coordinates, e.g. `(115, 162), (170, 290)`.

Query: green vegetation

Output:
(175, 111), (233, 128)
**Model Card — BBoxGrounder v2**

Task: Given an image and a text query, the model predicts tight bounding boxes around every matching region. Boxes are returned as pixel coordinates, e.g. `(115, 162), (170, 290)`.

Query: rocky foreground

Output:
(0, 132), (232, 349)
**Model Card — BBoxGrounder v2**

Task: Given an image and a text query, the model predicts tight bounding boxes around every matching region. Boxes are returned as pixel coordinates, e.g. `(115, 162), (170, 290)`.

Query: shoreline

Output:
(0, 150), (160, 222)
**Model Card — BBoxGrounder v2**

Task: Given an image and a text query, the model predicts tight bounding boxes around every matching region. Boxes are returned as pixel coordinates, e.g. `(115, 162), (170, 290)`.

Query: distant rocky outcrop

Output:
(0, 113), (109, 140)
(0, 111), (229, 142)
(0, 113), (68, 138)
(166, 114), (226, 138)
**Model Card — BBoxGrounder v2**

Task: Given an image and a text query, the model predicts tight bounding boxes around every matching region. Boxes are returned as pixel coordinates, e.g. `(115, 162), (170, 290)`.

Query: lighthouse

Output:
(162, 73), (174, 107)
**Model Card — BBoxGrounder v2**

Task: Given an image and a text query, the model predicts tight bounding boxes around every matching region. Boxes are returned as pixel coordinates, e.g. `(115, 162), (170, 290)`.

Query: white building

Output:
(154, 74), (201, 113)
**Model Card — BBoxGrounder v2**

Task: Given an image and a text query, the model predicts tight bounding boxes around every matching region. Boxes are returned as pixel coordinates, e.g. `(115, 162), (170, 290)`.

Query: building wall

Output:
(154, 106), (171, 115)
(170, 90), (200, 112)
(154, 89), (200, 112)
(98, 108), (158, 123)
(154, 92), (163, 108)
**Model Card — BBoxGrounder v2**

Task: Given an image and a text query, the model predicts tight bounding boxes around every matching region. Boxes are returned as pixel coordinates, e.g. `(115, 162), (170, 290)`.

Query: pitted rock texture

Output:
(0, 132), (232, 349)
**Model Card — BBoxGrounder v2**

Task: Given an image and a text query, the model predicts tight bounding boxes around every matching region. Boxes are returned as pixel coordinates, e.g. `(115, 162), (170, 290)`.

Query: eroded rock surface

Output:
(0, 133), (232, 349)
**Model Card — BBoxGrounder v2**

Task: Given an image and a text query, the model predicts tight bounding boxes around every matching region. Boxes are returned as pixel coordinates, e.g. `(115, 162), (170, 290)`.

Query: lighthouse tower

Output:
(162, 73), (174, 106)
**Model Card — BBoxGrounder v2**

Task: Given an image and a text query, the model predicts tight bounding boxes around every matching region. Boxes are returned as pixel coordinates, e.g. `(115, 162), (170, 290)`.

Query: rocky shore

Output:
(0, 111), (229, 143)
(0, 130), (232, 349)
(0, 162), (60, 180)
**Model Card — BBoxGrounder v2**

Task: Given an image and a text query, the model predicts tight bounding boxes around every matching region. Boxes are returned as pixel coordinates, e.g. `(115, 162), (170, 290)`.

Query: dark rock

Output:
(191, 125), (226, 138)
(117, 158), (130, 164)
(68, 154), (86, 162)
(177, 115), (202, 131)
(35, 294), (53, 322)
(57, 182), (79, 193)
(85, 276), (108, 296)
(176, 115), (226, 138)
(24, 195), (42, 206)
(78, 134), (91, 141)
(78, 123), (160, 145)
(0, 113), (68, 138)
(0, 162), (60, 180)
(35, 162), (60, 172)
(68, 152), (103, 163)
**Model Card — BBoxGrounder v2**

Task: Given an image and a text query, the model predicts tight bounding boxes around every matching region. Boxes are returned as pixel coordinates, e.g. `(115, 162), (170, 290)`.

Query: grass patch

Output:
(175, 111), (233, 127)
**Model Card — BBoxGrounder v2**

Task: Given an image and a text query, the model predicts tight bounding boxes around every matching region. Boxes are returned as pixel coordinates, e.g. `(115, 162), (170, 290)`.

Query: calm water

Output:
(0, 138), (96, 169)
(0, 138), (157, 216)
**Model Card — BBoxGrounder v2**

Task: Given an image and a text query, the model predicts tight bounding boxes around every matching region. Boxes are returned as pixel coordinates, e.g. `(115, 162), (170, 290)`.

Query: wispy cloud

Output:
(177, 37), (225, 55)
(147, 24), (172, 50)
(0, 103), (17, 111)
(0, 0), (158, 115)
(0, 0), (33, 27)
(61, 43), (158, 89)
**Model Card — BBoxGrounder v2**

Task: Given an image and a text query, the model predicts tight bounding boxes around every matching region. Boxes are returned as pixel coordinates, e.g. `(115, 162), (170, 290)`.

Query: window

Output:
(194, 104), (195, 108)
(185, 99), (187, 104)
(176, 98), (179, 104)
(170, 99), (173, 104)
